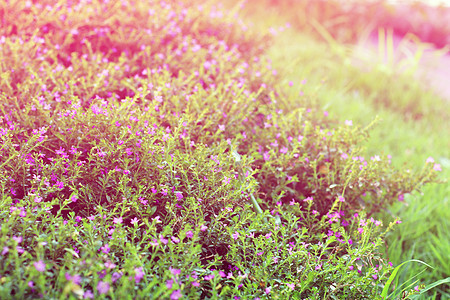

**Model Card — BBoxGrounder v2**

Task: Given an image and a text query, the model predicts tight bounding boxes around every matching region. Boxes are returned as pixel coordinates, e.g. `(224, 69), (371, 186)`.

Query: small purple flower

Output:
(204, 273), (215, 281)
(65, 273), (81, 285)
(100, 244), (110, 254)
(112, 272), (122, 283)
(286, 283), (295, 290)
(170, 267), (181, 276)
(192, 281), (200, 287)
(232, 232), (239, 240)
(33, 260), (46, 272)
(433, 164), (442, 171)
(170, 290), (182, 300)
(160, 235), (168, 245)
(83, 290), (94, 299)
(104, 260), (116, 269)
(166, 279), (173, 289)
(70, 195), (78, 202)
(134, 267), (144, 284)
(97, 281), (110, 294)
(12, 236), (22, 243)
(186, 231), (193, 238)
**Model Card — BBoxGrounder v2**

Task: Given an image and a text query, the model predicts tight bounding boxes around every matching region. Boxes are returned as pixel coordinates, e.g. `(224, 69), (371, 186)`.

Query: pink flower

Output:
(303, 196), (313, 202)
(170, 267), (181, 276)
(134, 267), (144, 283)
(33, 260), (46, 272)
(170, 290), (182, 300)
(12, 236), (22, 243)
(160, 235), (168, 245)
(192, 281), (200, 287)
(166, 279), (173, 289)
(100, 244), (110, 254)
(97, 281), (110, 294)
(204, 274), (215, 281)
(433, 164), (442, 171)
(113, 217), (123, 224)
(112, 272), (122, 283)
(232, 232), (239, 240)
(65, 273), (81, 284)
(83, 290), (94, 299)
(338, 196), (345, 202)
(200, 225), (208, 232)
(186, 231), (193, 238)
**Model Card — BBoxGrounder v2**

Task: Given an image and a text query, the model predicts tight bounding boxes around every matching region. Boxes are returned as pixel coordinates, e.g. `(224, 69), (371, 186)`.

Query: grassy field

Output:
(235, 1), (450, 297)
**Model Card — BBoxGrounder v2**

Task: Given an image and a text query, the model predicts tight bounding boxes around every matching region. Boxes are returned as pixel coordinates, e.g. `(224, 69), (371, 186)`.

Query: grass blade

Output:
(381, 259), (434, 299)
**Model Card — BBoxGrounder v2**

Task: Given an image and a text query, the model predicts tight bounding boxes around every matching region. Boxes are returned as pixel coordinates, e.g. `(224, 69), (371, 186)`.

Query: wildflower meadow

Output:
(0, 0), (448, 299)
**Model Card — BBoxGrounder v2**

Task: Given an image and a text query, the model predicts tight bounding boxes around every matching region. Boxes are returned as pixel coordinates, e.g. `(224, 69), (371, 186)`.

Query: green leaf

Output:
(381, 259), (434, 299)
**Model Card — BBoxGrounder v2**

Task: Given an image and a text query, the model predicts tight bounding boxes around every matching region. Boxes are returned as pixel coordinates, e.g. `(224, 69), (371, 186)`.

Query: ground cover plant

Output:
(0, 0), (445, 299)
